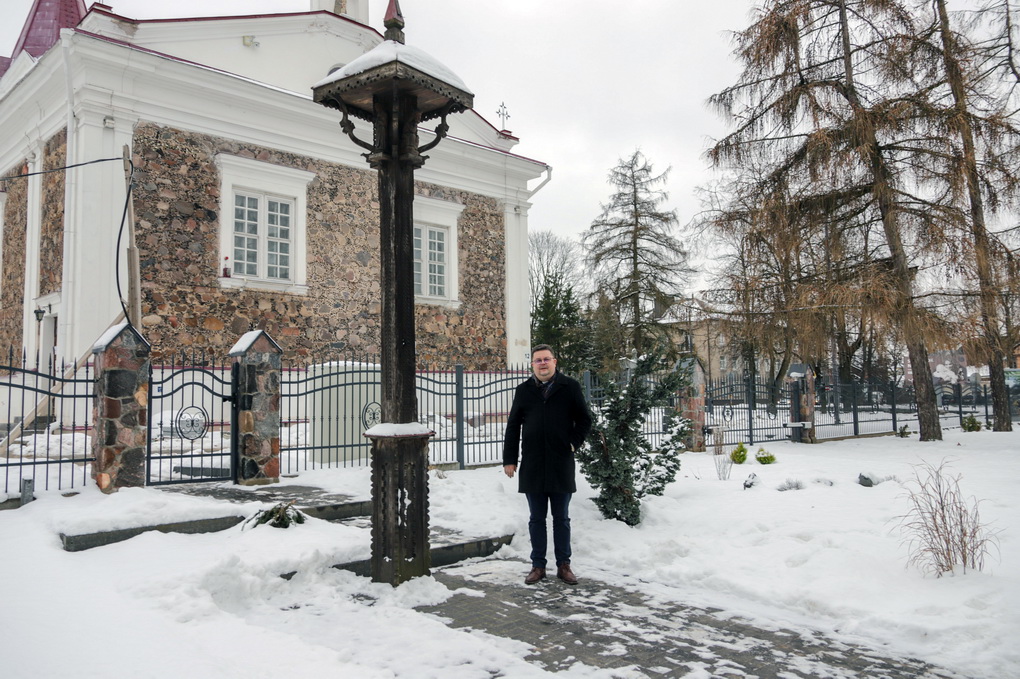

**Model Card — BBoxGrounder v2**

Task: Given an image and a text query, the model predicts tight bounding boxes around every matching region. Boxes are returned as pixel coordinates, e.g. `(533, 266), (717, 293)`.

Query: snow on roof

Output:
(312, 39), (471, 94)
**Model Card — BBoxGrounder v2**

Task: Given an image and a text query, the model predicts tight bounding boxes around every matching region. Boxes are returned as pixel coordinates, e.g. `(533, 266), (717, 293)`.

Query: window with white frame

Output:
(412, 195), (464, 306)
(414, 224), (447, 297)
(216, 155), (315, 293)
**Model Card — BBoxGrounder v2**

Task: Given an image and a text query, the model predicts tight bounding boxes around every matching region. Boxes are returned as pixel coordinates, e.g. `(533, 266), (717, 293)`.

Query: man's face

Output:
(531, 350), (557, 381)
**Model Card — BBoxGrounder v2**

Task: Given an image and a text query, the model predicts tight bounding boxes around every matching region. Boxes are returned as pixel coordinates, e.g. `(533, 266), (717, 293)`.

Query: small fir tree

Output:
(577, 346), (691, 526)
(531, 273), (593, 375)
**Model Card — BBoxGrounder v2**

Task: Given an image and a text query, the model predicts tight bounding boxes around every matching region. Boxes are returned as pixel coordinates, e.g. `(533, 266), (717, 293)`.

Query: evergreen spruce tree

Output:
(583, 150), (690, 357)
(530, 273), (593, 375)
(576, 345), (691, 526)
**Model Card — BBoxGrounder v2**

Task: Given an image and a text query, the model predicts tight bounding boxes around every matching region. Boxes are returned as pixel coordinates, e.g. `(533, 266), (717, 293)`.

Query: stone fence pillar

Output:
(91, 322), (150, 493)
(680, 360), (707, 452)
(229, 330), (282, 485)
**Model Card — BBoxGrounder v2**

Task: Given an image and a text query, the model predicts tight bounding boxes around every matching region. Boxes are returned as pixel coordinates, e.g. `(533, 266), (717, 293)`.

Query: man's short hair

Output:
(531, 344), (556, 358)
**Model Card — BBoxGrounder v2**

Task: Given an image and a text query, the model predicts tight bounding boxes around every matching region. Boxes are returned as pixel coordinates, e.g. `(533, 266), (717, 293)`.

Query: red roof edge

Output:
(8, 0), (87, 62)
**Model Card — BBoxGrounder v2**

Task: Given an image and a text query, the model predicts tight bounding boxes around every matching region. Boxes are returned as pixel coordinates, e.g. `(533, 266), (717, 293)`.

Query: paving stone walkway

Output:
(420, 559), (969, 679)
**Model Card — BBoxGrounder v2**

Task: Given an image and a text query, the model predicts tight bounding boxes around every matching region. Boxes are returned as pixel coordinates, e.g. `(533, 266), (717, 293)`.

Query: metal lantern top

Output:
(312, 1), (473, 122)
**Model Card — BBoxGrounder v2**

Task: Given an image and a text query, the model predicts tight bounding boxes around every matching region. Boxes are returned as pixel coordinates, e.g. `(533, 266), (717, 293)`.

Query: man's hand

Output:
(503, 464), (516, 478)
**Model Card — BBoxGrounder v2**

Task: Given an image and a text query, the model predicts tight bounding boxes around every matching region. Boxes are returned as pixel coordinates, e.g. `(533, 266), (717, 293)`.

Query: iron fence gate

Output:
(705, 376), (794, 446)
(146, 353), (238, 485)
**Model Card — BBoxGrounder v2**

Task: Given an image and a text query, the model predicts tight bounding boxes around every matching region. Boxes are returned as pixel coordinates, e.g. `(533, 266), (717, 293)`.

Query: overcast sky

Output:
(1, 0), (754, 247)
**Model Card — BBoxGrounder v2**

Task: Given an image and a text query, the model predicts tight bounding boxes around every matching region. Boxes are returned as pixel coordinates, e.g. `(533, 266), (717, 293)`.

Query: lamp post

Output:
(313, 0), (472, 585)
(33, 307), (45, 367)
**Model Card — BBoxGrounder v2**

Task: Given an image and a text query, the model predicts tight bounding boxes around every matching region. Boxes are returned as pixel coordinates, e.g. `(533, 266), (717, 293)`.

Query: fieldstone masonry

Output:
(230, 330), (282, 485)
(130, 123), (509, 368)
(91, 322), (150, 493)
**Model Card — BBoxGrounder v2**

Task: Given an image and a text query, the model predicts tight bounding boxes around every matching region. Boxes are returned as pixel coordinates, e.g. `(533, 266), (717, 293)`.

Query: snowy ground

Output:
(0, 429), (1017, 678)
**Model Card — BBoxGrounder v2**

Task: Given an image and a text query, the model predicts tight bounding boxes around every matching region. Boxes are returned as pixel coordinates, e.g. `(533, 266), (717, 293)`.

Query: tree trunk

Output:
(935, 0), (1012, 431)
(838, 0), (942, 440)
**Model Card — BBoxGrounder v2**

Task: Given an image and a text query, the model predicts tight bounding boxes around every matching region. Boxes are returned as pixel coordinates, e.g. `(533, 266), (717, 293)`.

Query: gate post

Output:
(91, 322), (151, 493)
(680, 360), (707, 451)
(786, 364), (816, 444)
(229, 330), (283, 485)
(454, 364), (465, 469)
(801, 370), (817, 443)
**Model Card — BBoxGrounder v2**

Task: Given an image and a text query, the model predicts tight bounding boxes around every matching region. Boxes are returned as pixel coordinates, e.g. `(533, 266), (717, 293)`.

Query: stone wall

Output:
(39, 130), (66, 297)
(131, 122), (508, 369)
(0, 161), (28, 354)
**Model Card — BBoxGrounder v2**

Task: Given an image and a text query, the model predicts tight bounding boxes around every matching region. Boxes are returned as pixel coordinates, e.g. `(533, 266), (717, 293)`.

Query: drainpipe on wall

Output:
(60, 30), (78, 364)
(530, 165), (553, 196)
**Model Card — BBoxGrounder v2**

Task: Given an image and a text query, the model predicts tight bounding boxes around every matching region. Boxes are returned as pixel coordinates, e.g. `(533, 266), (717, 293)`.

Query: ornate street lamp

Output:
(313, 0), (473, 585)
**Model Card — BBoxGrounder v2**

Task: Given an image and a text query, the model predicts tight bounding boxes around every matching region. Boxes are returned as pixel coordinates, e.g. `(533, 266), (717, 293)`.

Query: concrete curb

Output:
(321, 534), (515, 579)
(60, 515), (245, 552)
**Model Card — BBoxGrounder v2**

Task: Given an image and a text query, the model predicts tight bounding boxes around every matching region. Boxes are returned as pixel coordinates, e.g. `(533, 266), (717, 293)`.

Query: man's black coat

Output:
(502, 372), (593, 494)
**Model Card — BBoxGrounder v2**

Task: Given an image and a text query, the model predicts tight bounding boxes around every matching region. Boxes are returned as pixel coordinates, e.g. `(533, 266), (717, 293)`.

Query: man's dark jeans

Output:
(525, 492), (572, 568)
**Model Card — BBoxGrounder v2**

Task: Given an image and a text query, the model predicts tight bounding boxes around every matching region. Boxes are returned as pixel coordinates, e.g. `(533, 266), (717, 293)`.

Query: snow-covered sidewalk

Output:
(0, 430), (1017, 678)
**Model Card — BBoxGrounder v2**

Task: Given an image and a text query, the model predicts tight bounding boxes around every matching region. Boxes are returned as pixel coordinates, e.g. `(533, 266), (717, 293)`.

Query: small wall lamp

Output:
(33, 307), (45, 323)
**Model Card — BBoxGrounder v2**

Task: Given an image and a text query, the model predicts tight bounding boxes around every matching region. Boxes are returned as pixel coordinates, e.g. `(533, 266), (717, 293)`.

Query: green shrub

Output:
(897, 425), (911, 438)
(577, 344), (691, 526)
(961, 415), (982, 432)
(755, 446), (777, 464)
(730, 442), (748, 464)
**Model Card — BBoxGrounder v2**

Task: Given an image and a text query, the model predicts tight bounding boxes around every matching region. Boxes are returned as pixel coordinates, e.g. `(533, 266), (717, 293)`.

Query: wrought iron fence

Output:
(580, 370), (681, 449)
(706, 374), (987, 447)
(279, 358), (531, 473)
(7, 343), (1002, 498)
(0, 351), (93, 496)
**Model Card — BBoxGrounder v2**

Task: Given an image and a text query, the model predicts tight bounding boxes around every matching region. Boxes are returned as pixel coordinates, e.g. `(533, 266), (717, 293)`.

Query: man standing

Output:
(503, 344), (592, 585)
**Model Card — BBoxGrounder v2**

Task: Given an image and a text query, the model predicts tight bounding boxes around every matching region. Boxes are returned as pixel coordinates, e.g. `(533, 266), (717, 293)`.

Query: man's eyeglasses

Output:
(532, 357), (555, 364)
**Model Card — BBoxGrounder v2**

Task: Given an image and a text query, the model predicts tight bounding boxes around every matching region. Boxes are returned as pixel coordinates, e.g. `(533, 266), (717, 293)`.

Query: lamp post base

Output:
(367, 432), (432, 585)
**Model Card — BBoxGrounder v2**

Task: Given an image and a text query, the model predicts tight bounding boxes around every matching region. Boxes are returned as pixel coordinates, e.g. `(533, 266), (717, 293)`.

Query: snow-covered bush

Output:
(755, 446), (776, 464)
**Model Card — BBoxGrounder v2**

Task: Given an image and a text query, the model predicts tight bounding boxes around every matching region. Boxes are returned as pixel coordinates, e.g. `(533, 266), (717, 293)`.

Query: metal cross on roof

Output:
(497, 101), (511, 129)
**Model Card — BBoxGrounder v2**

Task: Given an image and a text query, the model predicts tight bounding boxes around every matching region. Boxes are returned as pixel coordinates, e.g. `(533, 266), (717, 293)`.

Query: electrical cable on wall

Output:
(2, 154), (137, 330)
(0, 156), (122, 183)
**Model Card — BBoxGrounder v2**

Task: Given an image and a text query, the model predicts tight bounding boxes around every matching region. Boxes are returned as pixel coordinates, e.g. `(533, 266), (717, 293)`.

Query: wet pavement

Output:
(421, 559), (968, 679)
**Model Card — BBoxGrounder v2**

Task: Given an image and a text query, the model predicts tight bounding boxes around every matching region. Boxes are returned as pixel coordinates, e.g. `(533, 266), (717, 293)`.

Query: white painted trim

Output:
(0, 191), (6, 311)
(413, 195), (464, 309)
(504, 201), (532, 365)
(22, 145), (42, 354)
(215, 154), (316, 295)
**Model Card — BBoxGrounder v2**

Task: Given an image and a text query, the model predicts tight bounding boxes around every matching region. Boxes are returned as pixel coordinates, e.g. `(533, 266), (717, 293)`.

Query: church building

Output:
(0, 0), (547, 368)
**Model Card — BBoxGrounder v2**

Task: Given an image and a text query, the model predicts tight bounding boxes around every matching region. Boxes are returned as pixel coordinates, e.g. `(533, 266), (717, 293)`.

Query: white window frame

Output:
(216, 154), (315, 294)
(413, 195), (464, 308)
